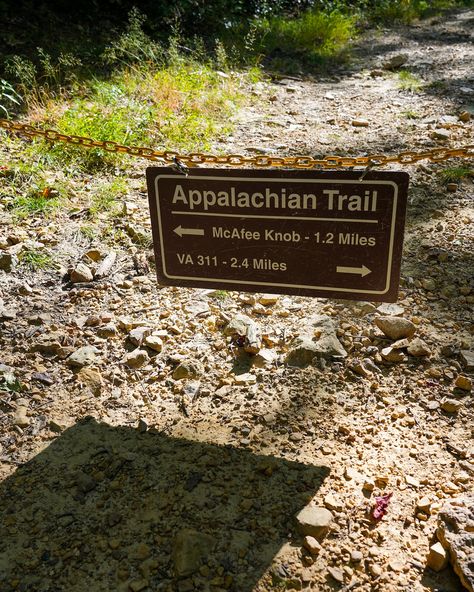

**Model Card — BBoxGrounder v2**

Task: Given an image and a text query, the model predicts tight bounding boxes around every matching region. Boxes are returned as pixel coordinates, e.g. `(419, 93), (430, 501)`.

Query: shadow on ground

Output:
(0, 416), (329, 592)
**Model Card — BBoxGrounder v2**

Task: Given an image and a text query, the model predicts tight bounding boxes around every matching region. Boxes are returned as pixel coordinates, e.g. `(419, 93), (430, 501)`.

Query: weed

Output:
(6, 50), (81, 108)
(79, 225), (98, 240)
(0, 372), (23, 394)
(18, 248), (53, 270)
(439, 166), (473, 183)
(0, 79), (21, 118)
(102, 8), (164, 69)
(88, 177), (129, 217)
(401, 110), (421, 119)
(9, 186), (60, 219)
(397, 70), (424, 92)
(209, 290), (229, 300)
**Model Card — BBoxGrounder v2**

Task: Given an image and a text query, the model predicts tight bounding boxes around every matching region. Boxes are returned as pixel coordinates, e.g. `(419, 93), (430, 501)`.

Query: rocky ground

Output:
(0, 8), (473, 592)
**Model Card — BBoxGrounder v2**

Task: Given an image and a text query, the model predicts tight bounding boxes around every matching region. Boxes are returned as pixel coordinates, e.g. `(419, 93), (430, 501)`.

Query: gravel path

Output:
(0, 8), (473, 592)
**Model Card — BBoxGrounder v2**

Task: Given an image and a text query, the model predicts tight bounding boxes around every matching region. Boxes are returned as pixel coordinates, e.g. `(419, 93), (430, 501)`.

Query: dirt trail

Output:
(0, 9), (473, 592)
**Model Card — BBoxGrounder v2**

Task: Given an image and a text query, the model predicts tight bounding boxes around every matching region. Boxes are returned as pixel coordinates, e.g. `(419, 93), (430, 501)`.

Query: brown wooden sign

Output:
(146, 168), (408, 302)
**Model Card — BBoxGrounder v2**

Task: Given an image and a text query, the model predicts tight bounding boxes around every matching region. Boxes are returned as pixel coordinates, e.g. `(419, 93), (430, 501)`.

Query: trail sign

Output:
(146, 168), (408, 302)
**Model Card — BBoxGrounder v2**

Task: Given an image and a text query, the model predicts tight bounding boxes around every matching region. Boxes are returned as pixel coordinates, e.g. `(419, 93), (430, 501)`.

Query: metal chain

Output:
(1, 118), (473, 169)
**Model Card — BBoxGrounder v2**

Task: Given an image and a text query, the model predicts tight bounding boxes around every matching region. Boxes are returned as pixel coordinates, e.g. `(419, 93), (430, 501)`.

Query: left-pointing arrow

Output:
(336, 264), (371, 277)
(173, 225), (205, 237)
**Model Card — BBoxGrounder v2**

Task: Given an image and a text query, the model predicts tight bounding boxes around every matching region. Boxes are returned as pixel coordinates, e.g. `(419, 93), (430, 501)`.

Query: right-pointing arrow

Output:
(173, 225), (205, 238)
(336, 264), (372, 277)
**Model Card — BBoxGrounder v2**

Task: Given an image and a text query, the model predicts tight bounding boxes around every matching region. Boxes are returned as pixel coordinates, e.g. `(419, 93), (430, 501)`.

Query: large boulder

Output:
(436, 496), (474, 592)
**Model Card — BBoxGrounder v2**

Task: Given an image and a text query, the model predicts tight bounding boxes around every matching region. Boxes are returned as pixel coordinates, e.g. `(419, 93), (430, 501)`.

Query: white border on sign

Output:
(153, 175), (399, 295)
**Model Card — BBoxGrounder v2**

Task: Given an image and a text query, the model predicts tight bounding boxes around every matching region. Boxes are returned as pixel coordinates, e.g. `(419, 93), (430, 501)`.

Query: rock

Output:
(129, 327), (153, 346)
(259, 294), (279, 305)
(349, 359), (371, 377)
(383, 54), (408, 69)
(455, 375), (472, 391)
(432, 129), (450, 141)
(324, 493), (343, 512)
(447, 183), (458, 192)
(49, 417), (72, 433)
(422, 278), (436, 291)
(327, 566), (344, 583)
(369, 563), (383, 577)
(0, 251), (15, 272)
(94, 251), (116, 279)
(144, 335), (163, 352)
(427, 542), (448, 572)
(375, 316), (416, 340)
(172, 529), (216, 577)
(296, 506), (333, 540)
(303, 536), (322, 556)
(441, 399), (462, 413)
(437, 497), (474, 591)
(351, 550), (363, 563)
(123, 349), (149, 369)
(389, 559), (404, 572)
(352, 119), (369, 127)
(96, 323), (117, 338)
(234, 372), (257, 385)
(253, 348), (278, 368)
(416, 496), (431, 513)
(459, 110), (471, 122)
(70, 263), (94, 283)
(377, 303), (404, 316)
(224, 314), (261, 354)
(363, 478), (375, 492)
(381, 346), (406, 362)
(407, 338), (431, 357)
(173, 359), (203, 380)
(129, 579), (148, 592)
(31, 371), (54, 386)
(460, 351), (474, 371)
(286, 333), (346, 367)
(66, 346), (99, 368)
(76, 367), (102, 395)
(13, 406), (30, 427)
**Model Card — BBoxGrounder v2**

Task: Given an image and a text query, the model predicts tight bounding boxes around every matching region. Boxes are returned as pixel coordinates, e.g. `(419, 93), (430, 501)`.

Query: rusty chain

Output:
(1, 117), (473, 169)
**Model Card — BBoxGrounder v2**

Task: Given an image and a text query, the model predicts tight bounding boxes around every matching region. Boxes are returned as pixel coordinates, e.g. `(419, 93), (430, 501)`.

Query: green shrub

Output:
(251, 9), (356, 65)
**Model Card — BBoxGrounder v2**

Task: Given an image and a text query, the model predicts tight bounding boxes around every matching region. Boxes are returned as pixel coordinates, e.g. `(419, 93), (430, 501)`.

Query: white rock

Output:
(296, 506), (333, 540)
(144, 335), (163, 352)
(375, 316), (416, 340)
(234, 373), (256, 385)
(70, 263), (93, 283)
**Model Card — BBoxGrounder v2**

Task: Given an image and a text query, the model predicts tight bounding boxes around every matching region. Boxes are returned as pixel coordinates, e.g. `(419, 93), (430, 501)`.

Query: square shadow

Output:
(0, 417), (329, 591)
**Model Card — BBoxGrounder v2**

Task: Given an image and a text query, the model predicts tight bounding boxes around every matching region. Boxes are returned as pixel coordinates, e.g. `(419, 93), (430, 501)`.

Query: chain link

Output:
(1, 118), (473, 169)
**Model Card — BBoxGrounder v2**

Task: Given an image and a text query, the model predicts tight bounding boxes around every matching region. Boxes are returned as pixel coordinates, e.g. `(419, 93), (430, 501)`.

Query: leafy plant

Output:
(0, 372), (23, 394)
(397, 70), (424, 92)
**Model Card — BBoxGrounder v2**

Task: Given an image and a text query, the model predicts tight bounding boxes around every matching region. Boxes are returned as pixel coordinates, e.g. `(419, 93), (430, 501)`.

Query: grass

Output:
(8, 184), (62, 219)
(88, 177), (129, 217)
(439, 166), (473, 183)
(363, 0), (469, 24)
(397, 70), (424, 92)
(18, 248), (54, 270)
(401, 109), (421, 119)
(209, 290), (229, 300)
(250, 9), (356, 67)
